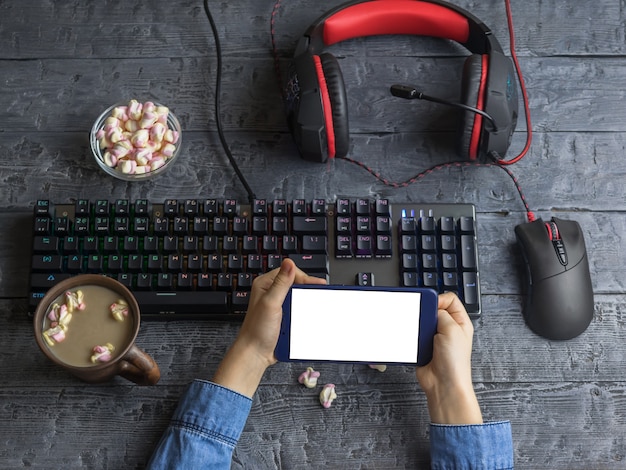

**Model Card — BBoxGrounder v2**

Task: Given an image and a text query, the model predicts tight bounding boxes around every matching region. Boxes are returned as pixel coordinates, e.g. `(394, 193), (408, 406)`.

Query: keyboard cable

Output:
(203, 0), (257, 204)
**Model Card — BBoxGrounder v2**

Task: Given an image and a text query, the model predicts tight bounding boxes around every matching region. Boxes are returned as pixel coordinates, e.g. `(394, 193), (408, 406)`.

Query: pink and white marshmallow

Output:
(130, 129), (150, 148)
(319, 384), (337, 409)
(109, 299), (129, 322)
(64, 289), (85, 313)
(43, 324), (68, 346)
(298, 367), (321, 388)
(128, 99), (143, 120)
(90, 343), (116, 363)
(47, 303), (72, 329)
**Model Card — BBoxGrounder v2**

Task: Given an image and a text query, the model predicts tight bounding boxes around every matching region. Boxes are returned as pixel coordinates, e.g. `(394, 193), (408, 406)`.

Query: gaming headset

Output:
(284, 0), (519, 163)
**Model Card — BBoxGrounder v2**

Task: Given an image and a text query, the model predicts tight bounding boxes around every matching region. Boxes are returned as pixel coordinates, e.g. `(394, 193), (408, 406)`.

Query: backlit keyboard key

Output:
(461, 235), (478, 269)
(33, 236), (59, 253)
(293, 216), (326, 234)
(289, 253), (329, 273)
(32, 255), (62, 272)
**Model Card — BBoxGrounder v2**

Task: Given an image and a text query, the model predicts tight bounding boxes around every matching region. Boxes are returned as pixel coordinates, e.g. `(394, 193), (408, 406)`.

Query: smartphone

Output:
(275, 285), (438, 366)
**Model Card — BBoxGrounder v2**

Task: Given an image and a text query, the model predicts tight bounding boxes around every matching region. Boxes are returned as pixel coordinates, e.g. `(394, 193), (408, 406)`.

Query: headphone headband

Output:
(295, 0), (504, 58)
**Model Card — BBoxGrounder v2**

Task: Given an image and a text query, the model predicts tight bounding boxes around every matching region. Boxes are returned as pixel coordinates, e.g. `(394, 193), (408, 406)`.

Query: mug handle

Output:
(118, 344), (161, 385)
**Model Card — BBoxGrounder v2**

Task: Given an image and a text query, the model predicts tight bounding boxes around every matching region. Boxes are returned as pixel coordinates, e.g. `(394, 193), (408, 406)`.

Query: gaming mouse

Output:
(514, 217), (594, 340)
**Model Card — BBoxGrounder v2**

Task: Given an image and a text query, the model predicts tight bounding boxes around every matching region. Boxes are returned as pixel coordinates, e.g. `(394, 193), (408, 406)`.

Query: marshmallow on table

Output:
(298, 367), (321, 388)
(319, 384), (337, 409)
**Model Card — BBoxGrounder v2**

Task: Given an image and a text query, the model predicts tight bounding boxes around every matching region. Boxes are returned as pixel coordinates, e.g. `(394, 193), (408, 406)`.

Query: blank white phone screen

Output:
(289, 288), (422, 363)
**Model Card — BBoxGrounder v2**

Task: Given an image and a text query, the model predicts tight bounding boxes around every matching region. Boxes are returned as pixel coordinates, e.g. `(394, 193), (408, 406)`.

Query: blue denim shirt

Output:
(147, 380), (514, 469)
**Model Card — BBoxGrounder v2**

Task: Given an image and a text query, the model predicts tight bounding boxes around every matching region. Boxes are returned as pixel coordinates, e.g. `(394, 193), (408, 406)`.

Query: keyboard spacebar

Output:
(132, 291), (229, 315)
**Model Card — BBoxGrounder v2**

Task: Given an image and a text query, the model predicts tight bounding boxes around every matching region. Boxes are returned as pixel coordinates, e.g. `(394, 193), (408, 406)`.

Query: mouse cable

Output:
(203, 0), (257, 204)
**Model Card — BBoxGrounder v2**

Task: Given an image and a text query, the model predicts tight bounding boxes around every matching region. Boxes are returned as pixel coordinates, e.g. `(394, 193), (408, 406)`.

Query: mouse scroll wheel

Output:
(545, 221), (561, 241)
(546, 221), (568, 265)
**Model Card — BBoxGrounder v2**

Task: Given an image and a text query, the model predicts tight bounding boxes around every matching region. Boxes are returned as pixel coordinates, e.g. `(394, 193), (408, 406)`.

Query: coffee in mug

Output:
(33, 275), (160, 385)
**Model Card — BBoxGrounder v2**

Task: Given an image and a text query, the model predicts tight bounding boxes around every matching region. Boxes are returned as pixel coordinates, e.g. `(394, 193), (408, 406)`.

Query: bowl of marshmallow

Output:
(89, 99), (182, 181)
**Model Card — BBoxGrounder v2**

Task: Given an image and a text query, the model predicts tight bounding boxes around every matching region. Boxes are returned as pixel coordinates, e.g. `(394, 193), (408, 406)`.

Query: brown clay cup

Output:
(33, 274), (160, 385)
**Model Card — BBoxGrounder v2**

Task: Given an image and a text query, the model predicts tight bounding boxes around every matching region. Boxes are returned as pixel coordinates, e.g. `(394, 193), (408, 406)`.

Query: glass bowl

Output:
(89, 100), (182, 181)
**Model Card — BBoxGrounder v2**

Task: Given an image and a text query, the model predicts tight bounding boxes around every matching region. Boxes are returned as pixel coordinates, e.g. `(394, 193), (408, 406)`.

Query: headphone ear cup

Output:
(318, 53), (350, 158)
(283, 54), (329, 162)
(457, 54), (486, 160)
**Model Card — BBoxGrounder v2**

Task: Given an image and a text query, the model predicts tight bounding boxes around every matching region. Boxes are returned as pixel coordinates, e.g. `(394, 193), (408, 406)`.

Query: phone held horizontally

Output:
(275, 285), (438, 366)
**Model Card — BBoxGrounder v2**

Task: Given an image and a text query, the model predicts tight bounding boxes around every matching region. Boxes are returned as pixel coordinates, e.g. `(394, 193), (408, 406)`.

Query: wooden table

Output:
(2, 0), (624, 468)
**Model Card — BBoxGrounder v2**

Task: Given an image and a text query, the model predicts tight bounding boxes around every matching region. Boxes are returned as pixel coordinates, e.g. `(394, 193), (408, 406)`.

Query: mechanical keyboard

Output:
(29, 198), (481, 320)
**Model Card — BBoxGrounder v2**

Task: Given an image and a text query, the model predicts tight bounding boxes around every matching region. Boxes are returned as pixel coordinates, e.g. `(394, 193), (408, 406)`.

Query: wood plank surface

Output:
(1, 0), (625, 468)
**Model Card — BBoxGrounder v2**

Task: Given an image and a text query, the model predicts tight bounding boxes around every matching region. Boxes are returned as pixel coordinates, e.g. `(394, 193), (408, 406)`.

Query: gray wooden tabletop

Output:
(1, 0), (625, 468)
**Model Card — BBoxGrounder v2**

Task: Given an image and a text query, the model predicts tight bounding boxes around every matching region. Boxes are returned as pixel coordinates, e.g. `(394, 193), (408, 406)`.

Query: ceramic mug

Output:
(33, 274), (160, 385)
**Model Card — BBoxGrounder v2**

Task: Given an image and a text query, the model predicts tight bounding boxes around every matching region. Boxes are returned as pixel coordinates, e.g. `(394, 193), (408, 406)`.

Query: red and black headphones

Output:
(284, 0), (519, 163)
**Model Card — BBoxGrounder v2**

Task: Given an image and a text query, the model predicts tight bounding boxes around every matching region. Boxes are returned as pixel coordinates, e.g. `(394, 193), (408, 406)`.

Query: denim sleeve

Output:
(429, 421), (514, 470)
(146, 379), (252, 470)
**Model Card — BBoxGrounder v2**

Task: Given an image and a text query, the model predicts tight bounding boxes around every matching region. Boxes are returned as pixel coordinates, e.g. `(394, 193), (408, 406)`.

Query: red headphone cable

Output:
(490, 0), (532, 165)
(335, 157), (536, 222)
